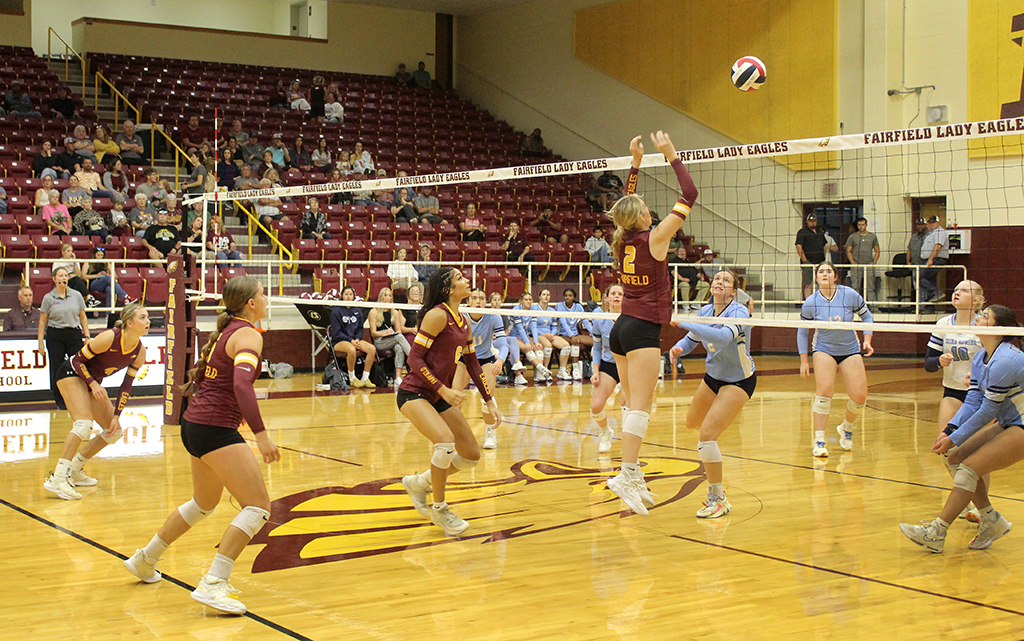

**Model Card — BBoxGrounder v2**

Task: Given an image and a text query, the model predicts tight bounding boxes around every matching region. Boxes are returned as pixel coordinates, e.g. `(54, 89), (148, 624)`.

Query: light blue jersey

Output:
(591, 317), (616, 366)
(674, 300), (755, 382)
(469, 312), (509, 362)
(797, 285), (873, 356)
(948, 342), (1024, 445)
(534, 303), (558, 336)
(509, 304), (538, 343)
(555, 302), (593, 337)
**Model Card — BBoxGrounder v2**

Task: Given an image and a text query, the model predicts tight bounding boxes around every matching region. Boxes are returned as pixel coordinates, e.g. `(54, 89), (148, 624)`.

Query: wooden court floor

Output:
(2, 355), (1023, 640)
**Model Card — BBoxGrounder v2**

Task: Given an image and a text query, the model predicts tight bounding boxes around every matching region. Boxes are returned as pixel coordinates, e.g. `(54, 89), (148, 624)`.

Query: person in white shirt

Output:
(584, 227), (612, 264)
(919, 215), (949, 303)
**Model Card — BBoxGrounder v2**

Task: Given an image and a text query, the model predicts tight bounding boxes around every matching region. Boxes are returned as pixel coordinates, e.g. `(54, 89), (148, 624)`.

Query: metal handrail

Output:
(46, 27), (86, 97)
(235, 202), (292, 295)
(94, 71), (141, 133)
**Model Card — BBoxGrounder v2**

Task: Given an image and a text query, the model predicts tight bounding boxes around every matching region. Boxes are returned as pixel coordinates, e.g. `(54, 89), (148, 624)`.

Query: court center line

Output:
(0, 496), (314, 641)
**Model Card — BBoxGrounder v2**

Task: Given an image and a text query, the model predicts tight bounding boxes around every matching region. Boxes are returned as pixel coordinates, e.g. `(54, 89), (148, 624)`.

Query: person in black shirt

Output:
(48, 86), (77, 119)
(142, 210), (182, 260)
(34, 140), (70, 180)
(795, 213), (837, 298)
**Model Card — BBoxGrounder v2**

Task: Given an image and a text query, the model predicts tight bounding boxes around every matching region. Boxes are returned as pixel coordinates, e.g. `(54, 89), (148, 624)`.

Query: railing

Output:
(46, 28), (86, 96)
(234, 202), (293, 294)
(8, 257), (164, 316)
(94, 71), (140, 133)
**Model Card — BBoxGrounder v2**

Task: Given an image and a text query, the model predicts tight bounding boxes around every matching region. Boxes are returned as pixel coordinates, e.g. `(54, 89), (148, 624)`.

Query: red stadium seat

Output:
(1, 234), (34, 275)
(114, 267), (145, 302)
(342, 239), (368, 262)
(141, 266), (168, 305)
(27, 266), (52, 305)
(342, 267), (368, 298)
(504, 268), (526, 301)
(313, 267), (341, 293)
(293, 238), (321, 271)
(33, 235), (63, 261)
(367, 239), (392, 262)
(368, 267), (391, 299)
(321, 238), (344, 263)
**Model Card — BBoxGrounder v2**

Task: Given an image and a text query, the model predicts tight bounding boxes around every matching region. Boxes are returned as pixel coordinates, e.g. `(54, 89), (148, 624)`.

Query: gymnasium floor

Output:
(2, 355), (1022, 640)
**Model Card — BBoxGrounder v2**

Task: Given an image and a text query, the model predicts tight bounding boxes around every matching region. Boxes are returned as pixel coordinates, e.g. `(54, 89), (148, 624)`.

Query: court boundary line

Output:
(0, 496), (314, 641)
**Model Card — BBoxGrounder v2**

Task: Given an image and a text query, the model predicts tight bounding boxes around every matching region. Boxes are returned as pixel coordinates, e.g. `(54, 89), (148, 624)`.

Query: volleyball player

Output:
(509, 292), (552, 383)
(669, 270), (755, 518)
(489, 291), (526, 385)
(452, 288), (507, 449)
(798, 262), (873, 458)
(400, 268), (502, 536)
(123, 276), (279, 615)
(900, 304), (1023, 553)
(590, 284), (626, 453)
(43, 303), (149, 500)
(555, 289), (593, 381)
(534, 289), (567, 379)
(606, 130), (697, 515)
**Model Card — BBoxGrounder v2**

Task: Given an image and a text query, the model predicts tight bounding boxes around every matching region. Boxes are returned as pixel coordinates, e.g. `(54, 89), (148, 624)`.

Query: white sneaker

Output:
(483, 427), (497, 450)
(44, 473), (82, 500)
(899, 521), (946, 553)
(558, 369), (573, 381)
(536, 365), (551, 382)
(514, 373), (528, 386)
(598, 427), (613, 453)
(191, 577), (246, 614)
(959, 505), (981, 523)
(835, 424), (853, 451)
(969, 513), (1012, 550)
(431, 502), (469, 536)
(696, 489), (732, 519)
(572, 362), (582, 380)
(69, 468), (98, 487)
(607, 472), (649, 515)
(511, 362), (525, 372)
(812, 441), (828, 458)
(402, 474), (431, 518)
(123, 549), (162, 583)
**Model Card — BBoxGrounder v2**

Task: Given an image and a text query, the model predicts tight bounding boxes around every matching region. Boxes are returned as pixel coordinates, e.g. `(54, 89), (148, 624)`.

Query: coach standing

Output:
(919, 215), (949, 303)
(38, 267), (90, 409)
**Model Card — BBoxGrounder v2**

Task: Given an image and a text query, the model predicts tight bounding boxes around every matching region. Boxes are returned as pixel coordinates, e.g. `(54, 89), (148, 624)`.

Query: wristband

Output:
(943, 424), (957, 437)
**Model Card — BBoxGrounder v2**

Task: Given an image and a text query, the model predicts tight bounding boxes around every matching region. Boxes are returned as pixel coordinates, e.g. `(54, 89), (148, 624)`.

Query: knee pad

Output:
(177, 498), (214, 527)
(451, 454), (479, 471)
(622, 410), (650, 439)
(543, 347), (552, 359)
(525, 350), (538, 362)
(591, 409), (607, 422)
(101, 424), (124, 444)
(621, 406), (630, 423)
(698, 440), (723, 463)
(947, 460), (959, 478)
(953, 464), (980, 493)
(570, 345), (580, 358)
(846, 399), (865, 416)
(431, 442), (455, 469)
(71, 420), (93, 440)
(812, 395), (832, 416)
(560, 346), (571, 357)
(229, 505), (270, 538)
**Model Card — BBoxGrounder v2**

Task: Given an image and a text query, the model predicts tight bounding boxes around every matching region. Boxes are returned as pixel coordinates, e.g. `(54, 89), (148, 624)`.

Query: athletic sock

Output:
(71, 453), (88, 473)
(710, 482), (724, 498)
(979, 505), (997, 521)
(934, 517), (950, 533)
(622, 462), (641, 477)
(841, 420), (854, 430)
(814, 430), (825, 444)
(361, 370), (371, 381)
(206, 553), (235, 582)
(142, 534), (169, 561)
(54, 458), (72, 478)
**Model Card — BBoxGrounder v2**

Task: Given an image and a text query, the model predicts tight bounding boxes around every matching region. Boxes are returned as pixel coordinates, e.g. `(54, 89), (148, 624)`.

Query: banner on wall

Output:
(968, 0), (1024, 156)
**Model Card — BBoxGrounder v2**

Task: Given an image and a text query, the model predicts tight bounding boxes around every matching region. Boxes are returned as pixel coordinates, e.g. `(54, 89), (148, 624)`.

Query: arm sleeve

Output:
(113, 364), (140, 416)
(625, 167), (639, 196)
(232, 348), (266, 434)
(529, 315), (539, 344)
(670, 158), (698, 212)
(492, 319), (509, 362)
(797, 328), (810, 355)
(674, 335), (700, 356)
(70, 342), (98, 385)
(462, 347), (494, 402)
(407, 330), (444, 393)
(924, 346), (942, 372)
(592, 330), (603, 368)
(678, 322), (739, 344)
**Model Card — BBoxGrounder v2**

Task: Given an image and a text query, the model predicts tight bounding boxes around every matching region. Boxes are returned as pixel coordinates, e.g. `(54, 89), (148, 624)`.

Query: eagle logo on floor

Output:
(248, 456), (705, 573)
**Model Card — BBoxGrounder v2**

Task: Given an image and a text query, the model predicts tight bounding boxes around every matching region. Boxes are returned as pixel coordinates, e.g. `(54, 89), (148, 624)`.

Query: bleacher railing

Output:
(8, 257), (166, 315)
(94, 71), (141, 136)
(46, 28), (86, 97)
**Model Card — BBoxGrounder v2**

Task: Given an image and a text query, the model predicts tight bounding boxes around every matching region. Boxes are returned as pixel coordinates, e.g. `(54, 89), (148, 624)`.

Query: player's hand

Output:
(651, 130), (677, 162)
(670, 346), (683, 360)
(939, 353), (954, 367)
(590, 371), (599, 385)
(440, 386), (466, 406)
(491, 360), (504, 376)
(931, 434), (953, 455)
(629, 135), (644, 167)
(487, 399), (503, 429)
(90, 382), (107, 401)
(103, 416), (122, 441)
(800, 361), (810, 379)
(255, 430), (280, 463)
(862, 338), (874, 357)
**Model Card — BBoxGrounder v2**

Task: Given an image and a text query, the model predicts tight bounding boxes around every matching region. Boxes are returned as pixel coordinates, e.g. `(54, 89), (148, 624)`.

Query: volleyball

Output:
(731, 56), (766, 91)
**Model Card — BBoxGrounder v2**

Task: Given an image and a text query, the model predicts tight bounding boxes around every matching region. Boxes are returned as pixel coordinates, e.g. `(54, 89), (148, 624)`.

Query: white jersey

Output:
(928, 314), (983, 391)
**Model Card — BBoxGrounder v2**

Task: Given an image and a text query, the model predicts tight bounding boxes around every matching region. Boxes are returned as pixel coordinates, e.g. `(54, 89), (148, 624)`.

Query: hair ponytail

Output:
(181, 312), (232, 396)
(418, 267), (455, 325)
(114, 301), (145, 330)
(607, 194), (645, 268)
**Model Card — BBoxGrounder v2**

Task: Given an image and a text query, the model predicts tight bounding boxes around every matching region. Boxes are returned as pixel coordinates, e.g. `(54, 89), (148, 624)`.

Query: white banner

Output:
(183, 117), (1024, 205)
(0, 335), (166, 394)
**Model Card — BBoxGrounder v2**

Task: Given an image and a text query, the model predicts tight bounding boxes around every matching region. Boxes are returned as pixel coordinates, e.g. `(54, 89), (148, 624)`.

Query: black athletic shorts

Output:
(396, 388), (452, 414)
(816, 351), (861, 366)
(703, 372), (757, 398)
(181, 420), (247, 458)
(610, 315), (662, 355)
(943, 386), (968, 403)
(55, 359), (80, 383)
(460, 354), (496, 366)
(598, 359), (619, 382)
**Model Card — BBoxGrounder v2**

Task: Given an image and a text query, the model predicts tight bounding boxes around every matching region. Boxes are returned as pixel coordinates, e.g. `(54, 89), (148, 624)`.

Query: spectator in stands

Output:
(0, 184), (6, 215)
(267, 133), (291, 167)
(393, 171), (416, 201)
(196, 141), (214, 164)
(55, 137), (81, 175)
(368, 288), (411, 386)
(72, 196), (109, 241)
(130, 194), (155, 237)
(415, 243), (438, 285)
(61, 175), (89, 216)
(311, 138), (332, 172)
(695, 249), (725, 302)
(70, 125), (98, 163)
(92, 125), (119, 164)
(309, 75), (326, 122)
(349, 169), (374, 205)
(83, 247), (129, 306)
(585, 176), (606, 212)
(42, 190), (72, 236)
(47, 85), (76, 119)
(74, 158), (114, 200)
(529, 206), (568, 244)
(520, 128), (545, 157)
(34, 175), (55, 211)
(289, 136), (312, 172)
(164, 192), (183, 228)
(222, 119), (249, 148)
(270, 80), (289, 109)
(225, 137), (241, 165)
(395, 63), (413, 87)
(323, 92), (344, 123)
(412, 61), (432, 89)
(134, 167), (162, 201)
(391, 187), (417, 223)
(181, 148), (208, 196)
(668, 246), (700, 308)
(352, 142), (375, 174)
(217, 148), (240, 189)
(182, 215), (208, 260)
(233, 163), (259, 195)
(180, 114), (209, 150)
(337, 160), (354, 180)
(373, 169), (394, 208)
(329, 167), (353, 205)
(795, 212), (837, 299)
(116, 120), (146, 166)
(256, 178), (286, 228)
(208, 217), (242, 267)
(34, 140), (68, 180)
(4, 81), (41, 117)
(459, 202), (485, 242)
(596, 170), (624, 206)
(52, 244), (90, 300)
(240, 132), (263, 168)
(584, 226), (613, 264)
(502, 221), (533, 262)
(102, 157), (129, 204)
(256, 149), (280, 178)
(301, 197), (330, 239)
(2, 286), (41, 332)
(387, 248), (419, 291)
(288, 80), (311, 113)
(184, 201), (204, 229)
(413, 185), (442, 224)
(108, 200), (131, 236)
(142, 209), (181, 261)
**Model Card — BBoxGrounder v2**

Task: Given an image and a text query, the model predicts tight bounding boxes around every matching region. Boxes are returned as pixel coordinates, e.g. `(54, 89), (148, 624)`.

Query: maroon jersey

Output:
(73, 328), (142, 384)
(184, 317), (261, 430)
(615, 230), (672, 324)
(400, 303), (471, 403)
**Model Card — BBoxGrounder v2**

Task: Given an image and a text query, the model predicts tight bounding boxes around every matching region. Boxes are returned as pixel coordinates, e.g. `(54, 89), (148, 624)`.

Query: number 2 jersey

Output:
(927, 314), (982, 391)
(616, 229), (673, 325)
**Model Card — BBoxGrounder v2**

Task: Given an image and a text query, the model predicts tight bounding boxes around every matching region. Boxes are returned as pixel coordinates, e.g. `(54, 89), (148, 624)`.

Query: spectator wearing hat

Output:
(919, 215), (949, 303)
(907, 217), (928, 266)
(695, 248), (725, 302)
(141, 209), (181, 261)
(795, 213), (837, 299)
(266, 133), (291, 168)
(54, 137), (82, 176)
